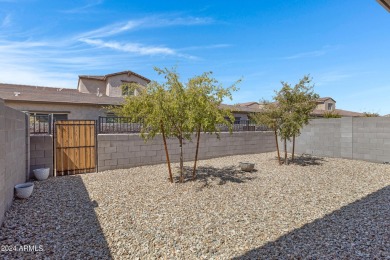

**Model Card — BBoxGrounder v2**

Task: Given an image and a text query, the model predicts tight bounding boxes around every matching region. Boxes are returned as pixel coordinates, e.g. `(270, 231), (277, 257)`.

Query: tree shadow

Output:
(290, 154), (327, 166)
(233, 185), (390, 259)
(0, 176), (112, 259)
(274, 154), (327, 166)
(174, 165), (257, 189)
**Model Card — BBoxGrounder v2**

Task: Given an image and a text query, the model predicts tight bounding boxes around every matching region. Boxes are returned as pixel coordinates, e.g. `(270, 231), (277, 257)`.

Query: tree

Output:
(110, 78), (176, 183)
(186, 72), (239, 179)
(274, 76), (319, 164)
(289, 77), (319, 160)
(363, 112), (379, 117)
(112, 67), (238, 183)
(323, 111), (342, 118)
(250, 101), (282, 165)
(151, 67), (194, 183)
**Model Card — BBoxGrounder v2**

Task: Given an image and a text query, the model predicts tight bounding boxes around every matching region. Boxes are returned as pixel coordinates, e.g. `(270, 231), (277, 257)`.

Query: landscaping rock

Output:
(1, 152), (389, 259)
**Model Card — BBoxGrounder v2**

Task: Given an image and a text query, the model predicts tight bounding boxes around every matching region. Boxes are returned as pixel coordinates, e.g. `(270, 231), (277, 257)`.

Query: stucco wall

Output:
(98, 131), (276, 171)
(5, 101), (108, 120)
(78, 78), (106, 95)
(284, 117), (390, 163)
(30, 135), (54, 178)
(0, 99), (28, 224)
(232, 113), (249, 121)
(106, 74), (149, 97)
(316, 100), (336, 111)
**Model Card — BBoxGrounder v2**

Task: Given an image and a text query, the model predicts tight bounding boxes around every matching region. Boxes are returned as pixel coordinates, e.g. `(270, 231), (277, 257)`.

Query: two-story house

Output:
(0, 71), (150, 121)
(0, 70), (261, 123)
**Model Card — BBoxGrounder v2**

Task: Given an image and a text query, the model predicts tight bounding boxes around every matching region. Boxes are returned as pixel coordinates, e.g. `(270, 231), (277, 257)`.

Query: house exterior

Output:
(0, 71), (150, 121)
(219, 104), (262, 122)
(0, 70), (259, 123)
(237, 97), (364, 117)
(311, 97), (364, 117)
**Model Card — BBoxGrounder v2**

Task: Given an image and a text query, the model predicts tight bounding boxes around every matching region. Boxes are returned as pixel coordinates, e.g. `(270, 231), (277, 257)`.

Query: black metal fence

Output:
(220, 120), (271, 132)
(29, 114), (53, 134)
(98, 116), (270, 134)
(98, 116), (143, 133)
(29, 116), (271, 134)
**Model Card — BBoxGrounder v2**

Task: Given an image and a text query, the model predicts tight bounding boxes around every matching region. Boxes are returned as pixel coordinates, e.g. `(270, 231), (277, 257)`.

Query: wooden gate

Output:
(54, 120), (97, 176)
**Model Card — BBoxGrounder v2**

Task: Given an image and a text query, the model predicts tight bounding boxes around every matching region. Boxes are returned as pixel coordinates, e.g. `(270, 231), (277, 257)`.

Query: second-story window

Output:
(121, 84), (135, 96)
(327, 103), (333, 111)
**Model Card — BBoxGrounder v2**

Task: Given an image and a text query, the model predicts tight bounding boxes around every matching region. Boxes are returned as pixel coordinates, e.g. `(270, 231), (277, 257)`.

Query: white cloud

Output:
(76, 20), (142, 39)
(0, 39), (138, 87)
(178, 44), (231, 51)
(80, 38), (177, 56)
(284, 50), (326, 60)
(283, 45), (340, 60)
(77, 16), (213, 39)
(0, 64), (77, 88)
(0, 13), (215, 87)
(61, 0), (104, 14)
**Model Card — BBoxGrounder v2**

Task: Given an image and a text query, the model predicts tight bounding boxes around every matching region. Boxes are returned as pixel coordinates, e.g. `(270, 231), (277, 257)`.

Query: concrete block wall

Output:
(286, 117), (390, 163)
(29, 135), (54, 178)
(98, 131), (276, 171)
(352, 117), (390, 162)
(0, 99), (28, 224)
(282, 119), (342, 158)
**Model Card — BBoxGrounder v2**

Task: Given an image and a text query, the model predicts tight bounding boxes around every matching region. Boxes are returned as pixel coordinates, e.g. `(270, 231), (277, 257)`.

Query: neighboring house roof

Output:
(240, 98), (335, 106)
(236, 102), (259, 107)
(79, 70), (151, 83)
(316, 97), (335, 103)
(311, 109), (364, 117)
(220, 104), (262, 113)
(0, 83), (124, 105)
(0, 83), (261, 113)
(0, 83), (365, 117)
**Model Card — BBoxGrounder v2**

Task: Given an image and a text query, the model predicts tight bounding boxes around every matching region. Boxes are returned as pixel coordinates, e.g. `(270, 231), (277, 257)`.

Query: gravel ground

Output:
(1, 152), (389, 259)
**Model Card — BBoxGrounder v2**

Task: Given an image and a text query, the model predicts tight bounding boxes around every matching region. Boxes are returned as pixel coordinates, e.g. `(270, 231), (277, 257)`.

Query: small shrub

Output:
(323, 111), (341, 118)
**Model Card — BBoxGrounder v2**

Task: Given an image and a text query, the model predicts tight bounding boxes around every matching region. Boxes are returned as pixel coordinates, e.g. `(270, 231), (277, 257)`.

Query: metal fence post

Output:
(48, 114), (52, 134)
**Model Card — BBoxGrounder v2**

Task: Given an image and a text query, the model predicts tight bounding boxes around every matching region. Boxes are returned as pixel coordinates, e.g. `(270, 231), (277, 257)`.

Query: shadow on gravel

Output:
(290, 154), (327, 166)
(274, 154), (327, 166)
(233, 185), (390, 259)
(175, 165), (257, 189)
(0, 175), (112, 259)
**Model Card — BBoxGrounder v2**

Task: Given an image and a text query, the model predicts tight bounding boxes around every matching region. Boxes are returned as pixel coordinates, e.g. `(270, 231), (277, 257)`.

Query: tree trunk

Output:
(274, 127), (281, 165)
(179, 136), (184, 183)
(192, 126), (201, 180)
(161, 122), (173, 183)
(292, 135), (295, 162)
(284, 138), (288, 165)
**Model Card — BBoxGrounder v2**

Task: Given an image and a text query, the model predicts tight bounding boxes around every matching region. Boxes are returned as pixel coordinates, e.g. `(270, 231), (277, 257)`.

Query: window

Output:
(121, 84), (135, 96)
(30, 113), (67, 121)
(327, 103), (333, 111)
(234, 117), (241, 124)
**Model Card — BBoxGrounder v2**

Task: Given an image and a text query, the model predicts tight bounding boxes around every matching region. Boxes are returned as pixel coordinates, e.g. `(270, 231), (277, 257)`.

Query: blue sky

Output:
(1, 1), (389, 114)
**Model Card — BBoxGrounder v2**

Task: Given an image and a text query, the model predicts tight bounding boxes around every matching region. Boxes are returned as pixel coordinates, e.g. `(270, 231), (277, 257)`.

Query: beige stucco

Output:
(78, 78), (106, 95)
(106, 74), (148, 97)
(5, 101), (110, 120)
(316, 100), (336, 111)
(232, 113), (249, 120)
(78, 73), (148, 97)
